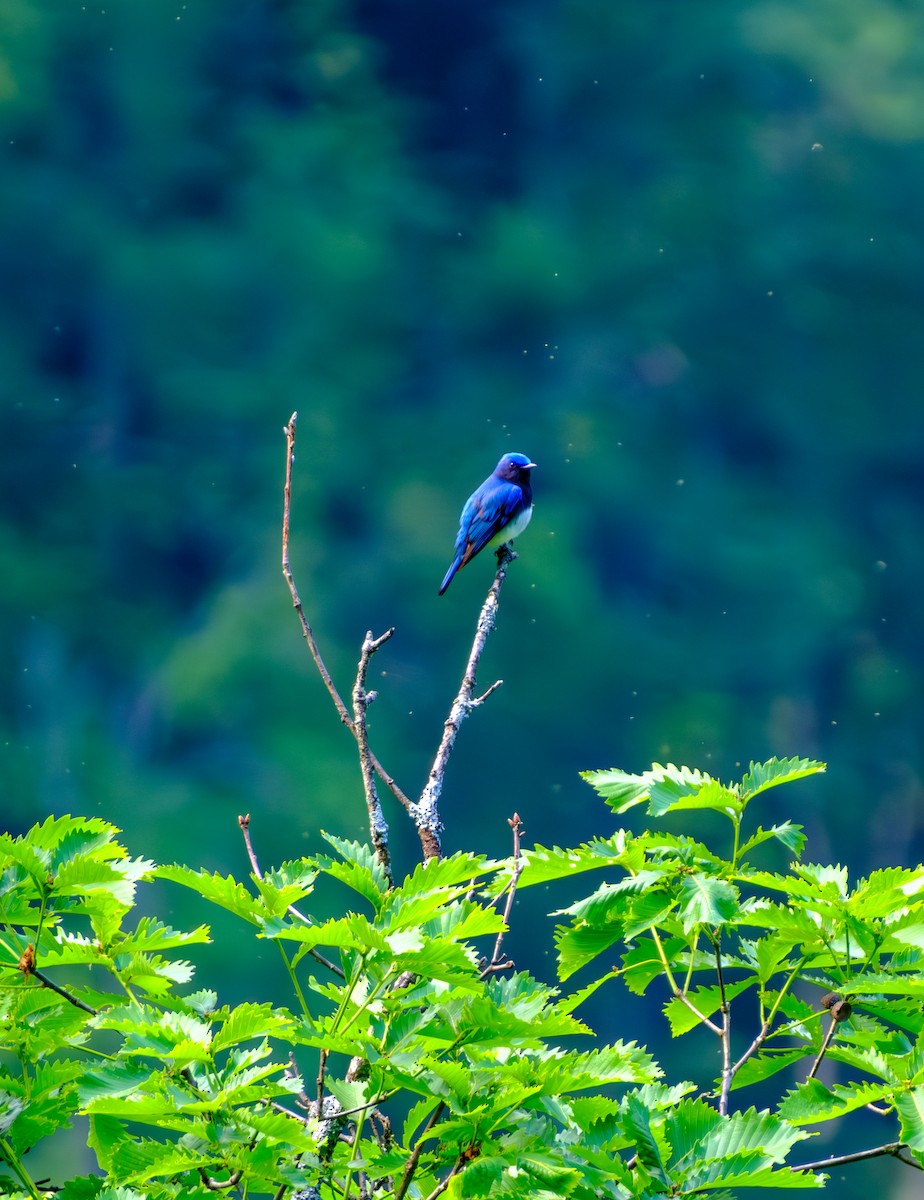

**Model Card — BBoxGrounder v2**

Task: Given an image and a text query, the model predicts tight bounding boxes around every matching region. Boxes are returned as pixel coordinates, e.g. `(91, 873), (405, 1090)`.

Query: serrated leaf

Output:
(400, 851), (495, 895)
(689, 1160), (825, 1189)
(704, 1105), (807, 1159)
(678, 874), (739, 930)
(54, 856), (154, 908)
(895, 1085), (924, 1150)
(554, 923), (622, 981)
(325, 1077), (368, 1114)
(779, 1077), (893, 1124)
(584, 764), (740, 819)
(731, 1049), (806, 1089)
(156, 865), (261, 924)
(212, 1002), (294, 1051)
(622, 1094), (671, 1186)
(620, 936), (687, 995)
(739, 822), (807, 861)
(664, 980), (753, 1036)
(112, 917), (211, 957)
(555, 870), (665, 923)
(494, 832), (636, 892)
(739, 758), (825, 801)
(403, 1095), (441, 1143)
(319, 832), (389, 900)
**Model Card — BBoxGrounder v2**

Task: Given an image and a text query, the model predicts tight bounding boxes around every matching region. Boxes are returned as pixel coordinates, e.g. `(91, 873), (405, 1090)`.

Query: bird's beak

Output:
(527, 462), (537, 469)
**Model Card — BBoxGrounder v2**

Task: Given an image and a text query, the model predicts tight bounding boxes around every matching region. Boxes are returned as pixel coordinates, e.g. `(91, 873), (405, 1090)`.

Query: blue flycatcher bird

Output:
(439, 452), (537, 595)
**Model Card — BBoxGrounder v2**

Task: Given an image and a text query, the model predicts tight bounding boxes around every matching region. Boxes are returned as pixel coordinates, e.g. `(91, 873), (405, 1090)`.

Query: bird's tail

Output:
(438, 556), (462, 595)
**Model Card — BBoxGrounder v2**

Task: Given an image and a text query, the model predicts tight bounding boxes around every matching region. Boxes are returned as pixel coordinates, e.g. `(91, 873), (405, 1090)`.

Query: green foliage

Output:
(2, 762), (922, 1196)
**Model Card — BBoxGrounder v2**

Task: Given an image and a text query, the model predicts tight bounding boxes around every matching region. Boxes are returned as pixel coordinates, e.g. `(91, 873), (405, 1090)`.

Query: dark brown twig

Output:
(806, 1014), (838, 1081)
(17, 947), (98, 1016)
(421, 1156), (466, 1200)
(794, 1141), (923, 1173)
(30, 968), (98, 1016)
(394, 1101), (447, 1200)
(413, 545), (514, 860)
(714, 937), (732, 1116)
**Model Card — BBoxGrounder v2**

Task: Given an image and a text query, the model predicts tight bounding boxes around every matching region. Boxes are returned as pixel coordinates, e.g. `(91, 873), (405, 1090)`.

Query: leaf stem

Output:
(0, 1137), (43, 1200)
(651, 929), (722, 1035)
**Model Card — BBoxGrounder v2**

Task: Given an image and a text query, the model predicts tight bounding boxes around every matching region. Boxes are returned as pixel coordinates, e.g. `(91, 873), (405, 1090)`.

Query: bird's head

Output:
(496, 452), (537, 482)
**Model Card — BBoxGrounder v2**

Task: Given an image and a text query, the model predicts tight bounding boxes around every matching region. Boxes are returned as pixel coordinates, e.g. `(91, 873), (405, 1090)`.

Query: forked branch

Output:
(281, 413), (517, 866)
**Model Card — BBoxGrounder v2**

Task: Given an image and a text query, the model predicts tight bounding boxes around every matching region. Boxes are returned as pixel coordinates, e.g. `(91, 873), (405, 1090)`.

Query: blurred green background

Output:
(3, 1), (924, 1194)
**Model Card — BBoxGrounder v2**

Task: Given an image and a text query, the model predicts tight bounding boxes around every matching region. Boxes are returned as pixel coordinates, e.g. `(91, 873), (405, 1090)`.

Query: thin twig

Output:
(30, 969), (98, 1015)
(650, 930), (722, 1035)
(394, 1101), (447, 1200)
(421, 1156), (466, 1200)
(413, 545), (514, 860)
(198, 1168), (243, 1191)
(281, 414), (414, 815)
(316, 1047), (328, 1115)
(352, 629), (396, 886)
(714, 937), (732, 1116)
(806, 1014), (837, 1081)
(481, 813), (525, 979)
(728, 1022), (770, 1079)
(794, 1141), (923, 1173)
(237, 814), (344, 979)
(18, 947), (98, 1016)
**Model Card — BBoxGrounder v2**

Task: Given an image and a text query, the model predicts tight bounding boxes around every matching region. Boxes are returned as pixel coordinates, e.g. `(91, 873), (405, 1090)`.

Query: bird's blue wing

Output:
(456, 480), (524, 565)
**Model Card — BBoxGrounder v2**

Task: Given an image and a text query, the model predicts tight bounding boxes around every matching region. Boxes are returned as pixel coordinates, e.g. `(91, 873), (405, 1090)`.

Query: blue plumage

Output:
(439, 452), (537, 595)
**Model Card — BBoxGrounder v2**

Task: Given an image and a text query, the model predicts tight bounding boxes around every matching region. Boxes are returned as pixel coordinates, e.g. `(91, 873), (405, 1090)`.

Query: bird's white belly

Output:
(490, 503), (533, 546)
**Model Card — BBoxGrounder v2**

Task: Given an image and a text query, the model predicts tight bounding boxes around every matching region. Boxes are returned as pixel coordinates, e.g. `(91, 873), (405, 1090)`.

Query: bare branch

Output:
(481, 813), (525, 979)
(421, 1156), (466, 1200)
(794, 1141), (923, 1173)
(413, 544), (516, 860)
(394, 1101), (447, 1200)
(29, 967), (98, 1016)
(17, 945), (98, 1016)
(352, 629), (396, 886)
(281, 414), (414, 815)
(806, 1013), (838, 1081)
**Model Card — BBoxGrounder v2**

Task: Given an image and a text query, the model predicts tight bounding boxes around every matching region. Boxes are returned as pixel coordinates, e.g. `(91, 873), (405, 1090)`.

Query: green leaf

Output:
(212, 1001), (294, 1051)
(584, 764), (740, 818)
(895, 1085), (924, 1150)
(739, 758), (826, 801)
(678, 874), (739, 930)
(620, 936), (687, 995)
(664, 980), (753, 1036)
(686, 1105), (810, 1163)
(111, 917), (211, 956)
(87, 1112), (129, 1174)
(555, 868), (664, 917)
(498, 832), (637, 891)
(731, 1049), (807, 1089)
(622, 1094), (671, 1187)
(54, 855), (154, 909)
(779, 1077), (894, 1124)
(738, 822), (807, 861)
(400, 850), (495, 894)
(319, 832), (390, 902)
(155, 864), (262, 924)
(554, 923), (622, 981)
